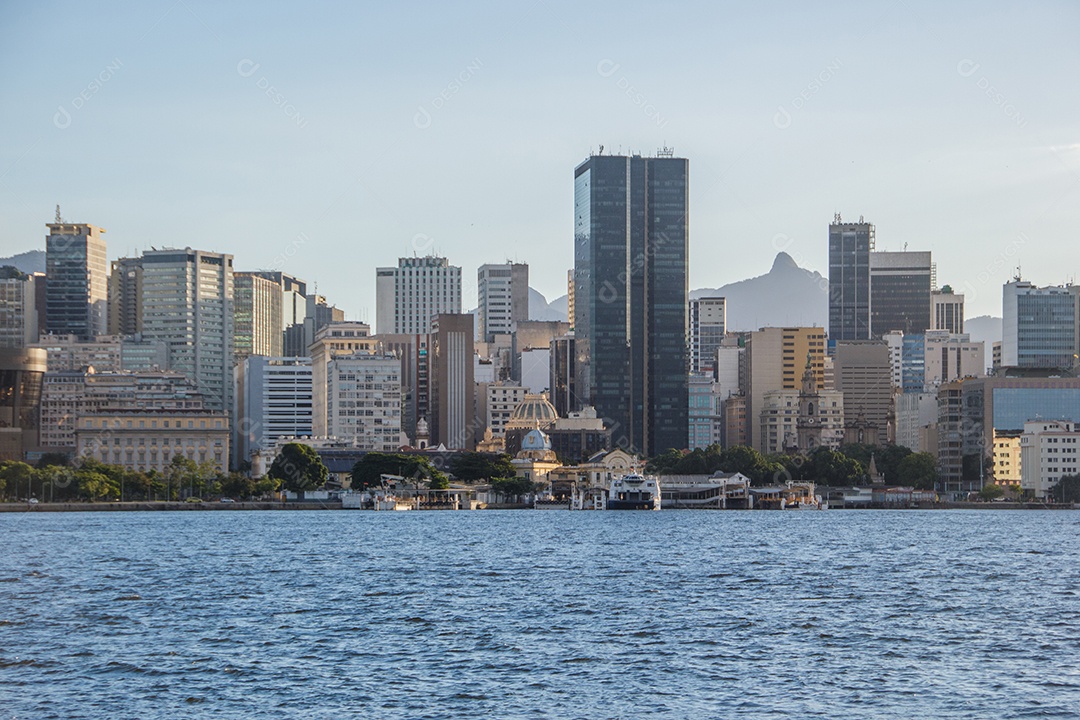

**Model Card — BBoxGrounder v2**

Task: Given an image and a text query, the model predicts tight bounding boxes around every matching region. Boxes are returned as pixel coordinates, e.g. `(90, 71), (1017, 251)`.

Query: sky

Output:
(1, 0), (1078, 320)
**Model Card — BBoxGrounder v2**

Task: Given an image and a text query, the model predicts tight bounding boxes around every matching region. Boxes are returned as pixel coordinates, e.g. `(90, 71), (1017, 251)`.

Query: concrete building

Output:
(721, 395), (747, 449)
(835, 340), (892, 446)
(302, 294), (345, 356)
(924, 332), (984, 387)
(477, 262), (529, 342)
(1020, 420), (1080, 500)
(233, 356), (313, 467)
(688, 372), (722, 450)
(993, 433), (1022, 487)
(483, 382), (528, 439)
(30, 334), (168, 373)
(376, 256), (462, 336)
(690, 296), (726, 374)
(937, 374), (1080, 495)
(252, 272), (307, 357)
(1001, 280), (1078, 370)
(828, 216), (873, 341)
(931, 286), (964, 334)
(869, 250), (933, 337)
(0, 348), (47, 461)
(75, 411), (229, 474)
(573, 152), (689, 456)
(309, 321), (371, 437)
(326, 352), (403, 451)
(234, 272), (283, 360)
(45, 222), (108, 338)
(549, 334), (576, 418)
(746, 327), (826, 452)
(429, 314), (474, 450)
(895, 392), (938, 452)
(759, 359), (843, 454)
(38, 368), (204, 452)
(0, 268), (38, 348)
(139, 248), (234, 413)
(108, 256), (142, 336)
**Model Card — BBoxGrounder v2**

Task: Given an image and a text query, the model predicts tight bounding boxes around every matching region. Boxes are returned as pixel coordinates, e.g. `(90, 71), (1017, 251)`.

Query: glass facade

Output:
(574, 155), (689, 456)
(870, 252), (932, 337)
(1015, 293), (1075, 369)
(992, 388), (1080, 433)
(828, 222), (872, 341)
(45, 224), (108, 338)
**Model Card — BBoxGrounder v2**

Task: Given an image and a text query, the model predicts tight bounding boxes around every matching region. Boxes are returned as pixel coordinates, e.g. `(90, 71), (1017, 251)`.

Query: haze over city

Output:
(2, 1), (1078, 319)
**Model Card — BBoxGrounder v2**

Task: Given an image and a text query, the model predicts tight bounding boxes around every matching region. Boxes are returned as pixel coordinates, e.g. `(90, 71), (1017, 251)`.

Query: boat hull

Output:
(607, 499), (660, 511)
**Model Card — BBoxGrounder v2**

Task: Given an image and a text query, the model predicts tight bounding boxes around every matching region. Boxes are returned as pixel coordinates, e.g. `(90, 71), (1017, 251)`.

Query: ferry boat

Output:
(607, 473), (662, 510)
(533, 496), (572, 510)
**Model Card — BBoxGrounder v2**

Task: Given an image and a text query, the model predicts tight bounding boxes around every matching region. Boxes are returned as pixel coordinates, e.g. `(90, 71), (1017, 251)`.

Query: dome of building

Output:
(505, 393), (558, 430)
(521, 427), (552, 452)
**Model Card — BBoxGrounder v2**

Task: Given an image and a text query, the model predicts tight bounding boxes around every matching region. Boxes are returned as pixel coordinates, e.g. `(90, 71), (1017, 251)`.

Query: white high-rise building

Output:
(930, 287), (964, 334)
(308, 320), (372, 437)
(690, 296), (726, 373)
(1002, 280), (1078, 369)
(139, 248), (234, 412)
(234, 356), (313, 466)
(375, 257), (461, 335)
(326, 353), (403, 451)
(0, 270), (38, 348)
(1020, 420), (1080, 500)
(477, 262), (529, 342)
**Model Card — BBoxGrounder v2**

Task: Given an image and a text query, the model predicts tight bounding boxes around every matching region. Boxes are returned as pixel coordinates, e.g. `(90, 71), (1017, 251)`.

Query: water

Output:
(2, 510), (1079, 719)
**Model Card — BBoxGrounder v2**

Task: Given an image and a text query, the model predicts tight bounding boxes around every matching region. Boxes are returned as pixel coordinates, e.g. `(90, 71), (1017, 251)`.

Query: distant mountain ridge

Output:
(692, 252), (828, 331)
(0, 249), (45, 274)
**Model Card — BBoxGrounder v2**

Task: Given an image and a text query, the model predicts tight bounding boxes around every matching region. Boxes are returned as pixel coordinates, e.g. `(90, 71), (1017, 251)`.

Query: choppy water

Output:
(2, 509), (1079, 719)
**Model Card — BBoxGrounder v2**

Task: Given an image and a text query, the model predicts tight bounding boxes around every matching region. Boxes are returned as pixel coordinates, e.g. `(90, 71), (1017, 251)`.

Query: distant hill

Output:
(529, 287), (569, 322)
(966, 315), (1002, 371)
(692, 252), (827, 331)
(0, 249), (45, 274)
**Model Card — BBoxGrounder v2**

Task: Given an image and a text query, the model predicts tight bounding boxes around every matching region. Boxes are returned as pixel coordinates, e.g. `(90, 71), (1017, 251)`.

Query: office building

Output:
(759, 358), (844, 454)
(234, 356), (313, 466)
(0, 268), (38, 348)
(834, 340), (892, 445)
(477, 262), (529, 342)
(326, 352), (403, 451)
(376, 256), (462, 336)
(234, 272), (283, 360)
(0, 348), (47, 461)
(690, 296), (726, 374)
(302, 294), (345, 354)
(745, 327), (826, 452)
(108, 256), (143, 336)
(573, 152), (689, 456)
(1001, 280), (1077, 370)
(924, 331), (984, 387)
(550, 334), (576, 418)
(1020, 420), (1080, 500)
(309, 321), (372, 437)
(484, 382), (529, 439)
(931, 286), (964, 334)
(869, 251), (932, 337)
(688, 372), (723, 450)
(45, 222), (108, 338)
(828, 216), (873, 341)
(894, 391), (938, 452)
(253, 271), (308, 356)
(139, 248), (234, 412)
(429, 314), (474, 450)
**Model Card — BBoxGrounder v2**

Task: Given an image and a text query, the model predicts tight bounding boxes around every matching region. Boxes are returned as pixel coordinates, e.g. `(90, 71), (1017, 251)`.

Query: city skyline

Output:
(2, 2), (1078, 320)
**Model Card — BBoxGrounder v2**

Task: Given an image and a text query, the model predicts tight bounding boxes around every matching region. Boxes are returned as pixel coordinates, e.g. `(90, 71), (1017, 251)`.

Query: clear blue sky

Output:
(2, 0), (1077, 319)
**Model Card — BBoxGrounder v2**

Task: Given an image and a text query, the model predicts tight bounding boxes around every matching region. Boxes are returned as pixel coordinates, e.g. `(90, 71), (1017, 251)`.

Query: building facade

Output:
(234, 272), (284, 360)
(477, 262), (529, 342)
(376, 256), (462, 336)
(834, 340), (892, 446)
(1001, 280), (1078, 370)
(931, 286), (964, 334)
(1020, 420), (1080, 500)
(869, 250), (932, 337)
(828, 217), (873, 341)
(75, 411), (229, 473)
(430, 314), (474, 450)
(326, 353), (403, 451)
(0, 269), (38, 348)
(746, 327), (826, 452)
(690, 296), (726, 374)
(233, 356), (313, 466)
(573, 152), (689, 456)
(45, 222), (108, 338)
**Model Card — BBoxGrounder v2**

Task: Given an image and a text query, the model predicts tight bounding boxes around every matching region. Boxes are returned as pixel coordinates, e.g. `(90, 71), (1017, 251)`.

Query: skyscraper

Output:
(477, 262), (529, 342)
(573, 151), (689, 456)
(107, 256), (143, 336)
(930, 286), (964, 334)
(828, 216), (873, 341)
(139, 248), (234, 412)
(253, 271), (308, 356)
(45, 222), (108, 338)
(430, 313), (474, 450)
(1001, 280), (1078, 370)
(869, 251), (932, 337)
(375, 256), (462, 335)
(234, 272), (283, 360)
(0, 268), (38, 348)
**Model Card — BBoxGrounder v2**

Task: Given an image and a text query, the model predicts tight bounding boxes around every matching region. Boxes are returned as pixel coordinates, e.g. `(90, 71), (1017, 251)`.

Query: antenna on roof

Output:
(55, 205), (62, 223)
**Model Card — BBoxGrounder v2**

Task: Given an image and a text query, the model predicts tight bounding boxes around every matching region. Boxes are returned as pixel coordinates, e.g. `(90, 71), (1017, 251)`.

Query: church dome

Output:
(521, 427), (552, 452)
(506, 393), (558, 430)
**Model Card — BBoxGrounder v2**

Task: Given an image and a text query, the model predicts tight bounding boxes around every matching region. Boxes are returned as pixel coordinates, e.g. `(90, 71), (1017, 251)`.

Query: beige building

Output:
(234, 272), (283, 360)
(309, 321), (372, 437)
(483, 382), (528, 438)
(924, 331), (985, 387)
(835, 340), (892, 445)
(1020, 420), (1080, 499)
(325, 352), (403, 451)
(746, 327), (826, 452)
(993, 433), (1022, 485)
(75, 411), (229, 473)
(0, 270), (39, 348)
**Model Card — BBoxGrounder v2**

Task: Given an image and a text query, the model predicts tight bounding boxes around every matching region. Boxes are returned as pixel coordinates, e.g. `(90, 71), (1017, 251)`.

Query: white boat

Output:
(607, 473), (661, 510)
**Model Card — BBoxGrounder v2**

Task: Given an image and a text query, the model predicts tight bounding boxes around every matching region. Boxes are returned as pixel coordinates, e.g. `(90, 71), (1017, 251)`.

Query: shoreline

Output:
(0, 501), (1074, 513)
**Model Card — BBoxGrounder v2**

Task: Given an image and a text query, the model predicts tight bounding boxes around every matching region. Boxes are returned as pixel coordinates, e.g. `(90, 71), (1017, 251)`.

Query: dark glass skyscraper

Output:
(45, 223), (108, 338)
(828, 218), (873, 341)
(869, 251), (932, 337)
(573, 153), (688, 456)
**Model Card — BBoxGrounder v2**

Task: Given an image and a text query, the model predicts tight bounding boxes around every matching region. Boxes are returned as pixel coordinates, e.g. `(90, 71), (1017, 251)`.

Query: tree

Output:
(76, 470), (119, 501)
(449, 452), (516, 482)
(0, 461), (34, 500)
(220, 472), (257, 500)
(35, 452), (71, 469)
(350, 452), (445, 491)
(490, 476), (536, 500)
(897, 452), (938, 490)
(645, 448), (685, 474)
(978, 483), (1005, 501)
(164, 455), (199, 500)
(269, 443), (329, 494)
(1050, 474), (1080, 503)
(839, 443), (912, 484)
(803, 448), (865, 486)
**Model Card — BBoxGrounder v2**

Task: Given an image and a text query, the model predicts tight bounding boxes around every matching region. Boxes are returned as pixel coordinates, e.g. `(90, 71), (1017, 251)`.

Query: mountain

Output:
(529, 287), (569, 322)
(692, 252), (828, 331)
(965, 315), (1002, 371)
(0, 249), (45, 274)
